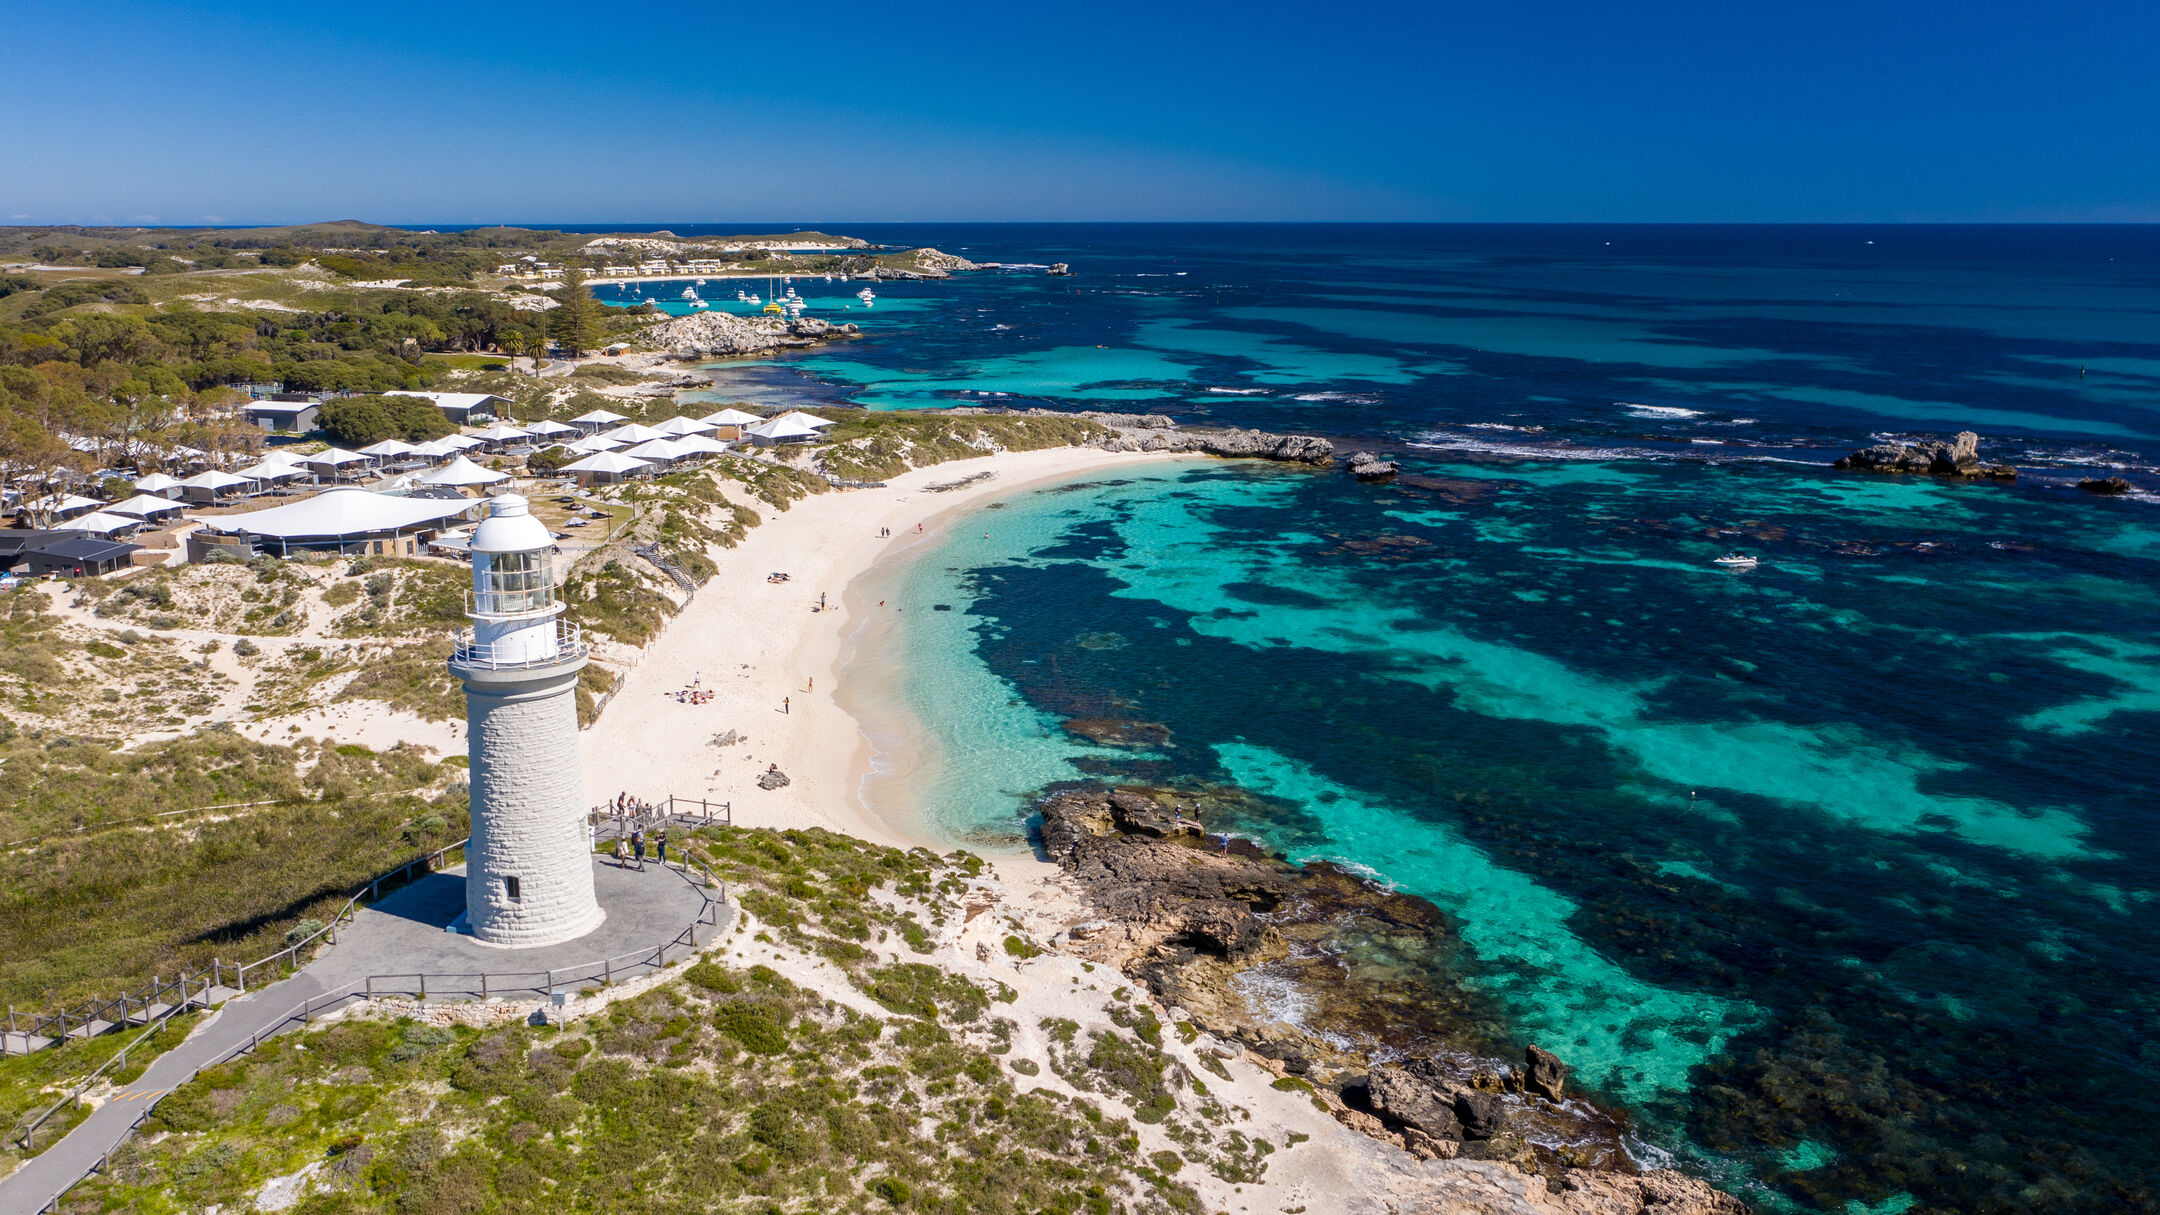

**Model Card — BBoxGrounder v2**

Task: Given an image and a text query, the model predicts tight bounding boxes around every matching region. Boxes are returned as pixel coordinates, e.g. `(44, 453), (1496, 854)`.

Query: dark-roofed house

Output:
(21, 536), (142, 577)
(0, 530), (75, 571)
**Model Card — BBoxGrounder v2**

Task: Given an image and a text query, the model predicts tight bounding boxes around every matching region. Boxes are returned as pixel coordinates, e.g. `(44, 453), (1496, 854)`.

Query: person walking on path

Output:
(612, 836), (629, 868)
(631, 827), (647, 870)
(656, 827), (669, 867)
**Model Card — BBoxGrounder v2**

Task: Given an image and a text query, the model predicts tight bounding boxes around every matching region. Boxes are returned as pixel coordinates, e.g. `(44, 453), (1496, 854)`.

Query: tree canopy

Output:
(316, 395), (456, 447)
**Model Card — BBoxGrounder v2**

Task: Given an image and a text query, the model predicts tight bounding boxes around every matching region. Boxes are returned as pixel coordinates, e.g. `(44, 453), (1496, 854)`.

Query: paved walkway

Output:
(0, 858), (724, 1215)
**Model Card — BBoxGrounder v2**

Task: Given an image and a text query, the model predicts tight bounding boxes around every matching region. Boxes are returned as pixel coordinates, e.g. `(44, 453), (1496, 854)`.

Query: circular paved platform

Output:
(313, 856), (720, 997)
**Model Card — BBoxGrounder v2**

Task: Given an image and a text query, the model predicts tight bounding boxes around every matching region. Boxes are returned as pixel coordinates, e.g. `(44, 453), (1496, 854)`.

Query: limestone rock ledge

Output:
(645, 310), (860, 358)
(1037, 785), (1749, 1215)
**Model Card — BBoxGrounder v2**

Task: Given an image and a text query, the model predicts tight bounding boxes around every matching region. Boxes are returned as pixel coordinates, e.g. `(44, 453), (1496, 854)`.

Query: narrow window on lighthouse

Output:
(504, 875), (522, 901)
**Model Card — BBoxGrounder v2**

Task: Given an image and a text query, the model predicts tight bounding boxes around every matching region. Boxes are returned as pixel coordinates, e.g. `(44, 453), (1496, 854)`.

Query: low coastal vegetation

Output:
(53, 827), (1227, 1215)
(0, 731), (468, 1007)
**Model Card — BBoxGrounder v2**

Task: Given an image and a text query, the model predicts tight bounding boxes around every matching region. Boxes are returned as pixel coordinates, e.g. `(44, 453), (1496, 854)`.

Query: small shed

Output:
(242, 399), (320, 433)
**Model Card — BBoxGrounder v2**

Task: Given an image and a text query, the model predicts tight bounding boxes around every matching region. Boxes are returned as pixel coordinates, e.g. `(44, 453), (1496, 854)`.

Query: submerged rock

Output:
(1833, 430), (2016, 480)
(2078, 475), (2132, 495)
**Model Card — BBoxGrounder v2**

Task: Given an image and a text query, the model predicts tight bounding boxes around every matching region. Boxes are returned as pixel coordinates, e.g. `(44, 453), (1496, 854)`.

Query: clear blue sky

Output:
(4, 0), (2155, 224)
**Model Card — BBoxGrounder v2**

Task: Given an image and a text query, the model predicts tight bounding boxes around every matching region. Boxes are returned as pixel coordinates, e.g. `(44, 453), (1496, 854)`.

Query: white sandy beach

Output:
(578, 446), (1196, 849)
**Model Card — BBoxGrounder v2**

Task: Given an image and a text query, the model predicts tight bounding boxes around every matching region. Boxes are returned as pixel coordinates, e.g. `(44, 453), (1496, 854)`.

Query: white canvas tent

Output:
(652, 416), (718, 437)
(415, 455), (510, 487)
(409, 438), (462, 461)
(697, 408), (762, 427)
(441, 434), (485, 451)
(188, 486), (479, 557)
(177, 470), (255, 503)
(564, 435), (628, 455)
(598, 423), (667, 444)
(132, 472), (183, 498)
(302, 447), (374, 479)
(743, 416), (823, 445)
(570, 408), (628, 432)
(523, 419), (578, 440)
(778, 411), (840, 429)
(359, 439), (420, 458)
(104, 493), (189, 521)
(620, 437), (688, 464)
(55, 511), (144, 538)
(472, 424), (531, 449)
(667, 434), (730, 457)
(235, 459), (307, 485)
(559, 451), (655, 484)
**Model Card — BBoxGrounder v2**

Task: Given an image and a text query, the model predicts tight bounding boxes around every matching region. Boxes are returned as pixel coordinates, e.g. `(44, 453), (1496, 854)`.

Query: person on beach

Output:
(631, 827), (646, 870)
(783, 696), (790, 715)
(807, 676), (813, 692)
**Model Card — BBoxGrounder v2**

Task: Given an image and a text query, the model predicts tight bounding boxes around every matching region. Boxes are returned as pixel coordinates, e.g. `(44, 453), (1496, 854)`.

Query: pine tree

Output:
(551, 265), (604, 358)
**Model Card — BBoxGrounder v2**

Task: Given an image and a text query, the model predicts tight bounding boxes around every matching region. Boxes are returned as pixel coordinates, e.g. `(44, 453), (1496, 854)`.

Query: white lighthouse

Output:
(448, 492), (604, 946)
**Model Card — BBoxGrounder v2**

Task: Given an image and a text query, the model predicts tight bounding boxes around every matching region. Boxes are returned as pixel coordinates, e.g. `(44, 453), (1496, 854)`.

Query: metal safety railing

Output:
(447, 619), (588, 670)
(21, 862), (731, 1212)
(4, 838), (471, 1060)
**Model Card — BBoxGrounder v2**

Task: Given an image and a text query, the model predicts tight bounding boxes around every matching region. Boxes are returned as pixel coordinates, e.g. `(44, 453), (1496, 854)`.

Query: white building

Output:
(448, 494), (604, 947)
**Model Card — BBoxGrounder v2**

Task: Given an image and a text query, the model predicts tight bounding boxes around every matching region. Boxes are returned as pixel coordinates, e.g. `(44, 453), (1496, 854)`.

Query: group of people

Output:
(674, 687), (712, 705)
(593, 792), (670, 870)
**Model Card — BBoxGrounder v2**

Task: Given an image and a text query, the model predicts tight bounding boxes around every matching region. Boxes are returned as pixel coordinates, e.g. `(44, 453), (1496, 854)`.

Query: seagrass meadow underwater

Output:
(599, 224), (2160, 1212)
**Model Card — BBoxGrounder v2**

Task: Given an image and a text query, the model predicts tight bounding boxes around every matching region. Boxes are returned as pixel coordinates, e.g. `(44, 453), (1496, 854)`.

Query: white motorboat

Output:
(1713, 552), (1760, 569)
(680, 286), (699, 301)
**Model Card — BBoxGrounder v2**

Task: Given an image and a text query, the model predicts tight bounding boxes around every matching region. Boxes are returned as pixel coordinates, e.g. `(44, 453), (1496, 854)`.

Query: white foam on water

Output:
(1204, 387), (1271, 395)
(1407, 433), (1658, 462)
(1292, 391), (1381, 403)
(1231, 965), (1319, 1029)
(1620, 402), (1707, 419)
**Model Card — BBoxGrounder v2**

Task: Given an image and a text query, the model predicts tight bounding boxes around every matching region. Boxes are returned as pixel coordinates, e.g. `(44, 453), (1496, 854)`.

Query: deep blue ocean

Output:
(601, 225), (2160, 1212)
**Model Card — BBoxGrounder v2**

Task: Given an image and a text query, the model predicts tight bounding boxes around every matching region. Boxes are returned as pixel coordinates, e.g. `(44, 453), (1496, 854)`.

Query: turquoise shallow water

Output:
(860, 458), (2159, 1214)
(611, 224), (2160, 1211)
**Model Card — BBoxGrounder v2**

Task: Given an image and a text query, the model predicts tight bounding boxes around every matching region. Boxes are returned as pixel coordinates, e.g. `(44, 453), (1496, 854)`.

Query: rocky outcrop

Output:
(1037, 787), (1288, 965)
(1524, 1045), (1569, 1102)
(908, 248), (980, 273)
(1089, 421), (1334, 466)
(1046, 263), (1073, 276)
(755, 767), (790, 790)
(645, 310), (859, 358)
(1039, 784), (1744, 1212)
(1345, 451), (1400, 481)
(2078, 476), (2132, 495)
(1833, 430), (2016, 479)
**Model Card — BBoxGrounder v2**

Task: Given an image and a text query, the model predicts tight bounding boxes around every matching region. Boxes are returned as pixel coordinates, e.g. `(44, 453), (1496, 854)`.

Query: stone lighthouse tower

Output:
(448, 492), (604, 947)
